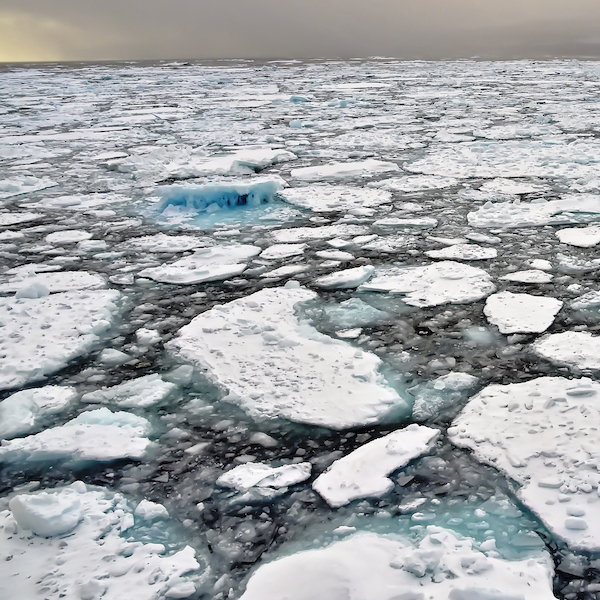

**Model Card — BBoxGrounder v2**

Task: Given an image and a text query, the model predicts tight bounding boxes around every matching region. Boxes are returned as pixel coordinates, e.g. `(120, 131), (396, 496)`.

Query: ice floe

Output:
(532, 331), (600, 370)
(0, 211), (41, 226)
(217, 462), (312, 494)
(123, 233), (207, 253)
(239, 527), (555, 600)
(500, 270), (553, 284)
(358, 261), (495, 308)
(0, 407), (152, 464)
(0, 482), (203, 599)
(271, 224), (367, 243)
(0, 290), (121, 390)
(425, 243), (498, 261)
(0, 271), (106, 295)
(484, 292), (562, 334)
(167, 286), (405, 428)
(0, 386), (78, 439)
(449, 377), (600, 551)
(373, 216), (438, 228)
(138, 245), (260, 284)
(313, 265), (375, 289)
(556, 224), (600, 248)
(81, 374), (177, 408)
(291, 159), (400, 181)
(373, 174), (458, 192)
(277, 184), (391, 212)
(0, 176), (57, 199)
(313, 424), (439, 507)
(45, 230), (93, 244)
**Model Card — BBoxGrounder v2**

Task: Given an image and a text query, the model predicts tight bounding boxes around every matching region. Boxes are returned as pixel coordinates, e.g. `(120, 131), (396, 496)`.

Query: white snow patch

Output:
(167, 287), (404, 429)
(291, 159), (400, 181)
(484, 292), (562, 334)
(313, 424), (439, 507)
(449, 377), (600, 551)
(358, 261), (495, 308)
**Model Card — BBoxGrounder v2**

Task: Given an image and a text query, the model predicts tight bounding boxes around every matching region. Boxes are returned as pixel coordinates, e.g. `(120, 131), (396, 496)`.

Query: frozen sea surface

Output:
(4, 58), (600, 599)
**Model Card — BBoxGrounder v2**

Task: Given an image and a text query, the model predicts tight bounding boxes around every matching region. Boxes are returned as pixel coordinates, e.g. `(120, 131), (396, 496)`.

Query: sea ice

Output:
(81, 374), (177, 408)
(0, 407), (152, 463)
(0, 176), (57, 199)
(313, 265), (375, 289)
(313, 424), (439, 507)
(0, 211), (41, 226)
(425, 243), (498, 261)
(0, 386), (78, 439)
(271, 224), (367, 243)
(532, 331), (600, 370)
(167, 286), (406, 429)
(0, 290), (121, 390)
(239, 527), (555, 600)
(484, 292), (562, 334)
(500, 270), (553, 284)
(45, 230), (93, 244)
(123, 233), (207, 253)
(0, 271), (106, 294)
(373, 174), (458, 192)
(373, 216), (438, 228)
(449, 377), (600, 551)
(138, 245), (260, 284)
(259, 243), (307, 260)
(556, 224), (600, 248)
(291, 159), (400, 181)
(217, 462), (312, 492)
(278, 184), (391, 212)
(321, 298), (389, 329)
(0, 482), (203, 600)
(412, 373), (479, 421)
(358, 261), (495, 308)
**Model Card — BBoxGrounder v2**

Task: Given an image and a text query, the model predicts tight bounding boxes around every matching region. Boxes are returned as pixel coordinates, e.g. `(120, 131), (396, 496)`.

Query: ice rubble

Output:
(358, 261), (496, 308)
(167, 286), (405, 429)
(0, 407), (152, 464)
(0, 386), (78, 439)
(373, 216), (438, 228)
(0, 482), (203, 600)
(217, 462), (312, 493)
(0, 271), (106, 295)
(290, 159), (400, 181)
(449, 377), (600, 551)
(425, 243), (498, 261)
(372, 174), (458, 192)
(320, 298), (389, 329)
(484, 292), (562, 334)
(532, 331), (600, 370)
(412, 373), (479, 421)
(0, 290), (121, 390)
(138, 245), (260, 284)
(239, 528), (555, 600)
(468, 196), (600, 228)
(156, 177), (286, 215)
(556, 224), (600, 248)
(277, 184), (391, 212)
(313, 265), (375, 289)
(313, 424), (439, 507)
(81, 374), (177, 408)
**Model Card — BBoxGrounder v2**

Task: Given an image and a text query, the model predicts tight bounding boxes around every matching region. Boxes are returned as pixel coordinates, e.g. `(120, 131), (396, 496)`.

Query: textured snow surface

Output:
(313, 424), (439, 507)
(0, 271), (106, 294)
(0, 482), (202, 600)
(358, 261), (495, 307)
(500, 270), (553, 284)
(138, 245), (260, 284)
(425, 243), (498, 261)
(167, 286), (404, 428)
(278, 184), (391, 212)
(313, 265), (375, 289)
(0, 290), (121, 390)
(217, 462), (312, 492)
(484, 292), (563, 334)
(81, 374), (177, 408)
(239, 527), (555, 600)
(450, 377), (600, 550)
(0, 407), (152, 463)
(532, 331), (600, 370)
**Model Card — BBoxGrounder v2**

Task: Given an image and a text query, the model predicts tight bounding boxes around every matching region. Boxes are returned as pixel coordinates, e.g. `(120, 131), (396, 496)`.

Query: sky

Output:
(2, 0), (600, 63)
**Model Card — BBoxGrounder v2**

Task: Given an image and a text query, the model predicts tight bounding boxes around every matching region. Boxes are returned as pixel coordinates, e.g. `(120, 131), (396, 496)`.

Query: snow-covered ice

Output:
(123, 233), (207, 253)
(0, 271), (106, 294)
(167, 286), (406, 428)
(81, 374), (177, 408)
(484, 292), (563, 334)
(291, 159), (400, 181)
(313, 424), (439, 507)
(358, 261), (496, 307)
(450, 377), (600, 551)
(425, 243), (498, 261)
(556, 224), (600, 248)
(217, 462), (312, 493)
(278, 184), (391, 212)
(313, 265), (375, 289)
(500, 270), (553, 284)
(532, 331), (600, 370)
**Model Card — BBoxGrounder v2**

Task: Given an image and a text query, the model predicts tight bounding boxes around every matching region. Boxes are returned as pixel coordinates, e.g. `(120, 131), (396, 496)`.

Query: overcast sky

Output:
(2, 0), (600, 62)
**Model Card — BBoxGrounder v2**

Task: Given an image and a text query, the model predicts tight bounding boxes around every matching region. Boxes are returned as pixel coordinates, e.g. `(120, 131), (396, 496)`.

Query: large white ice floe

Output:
(372, 174), (458, 192)
(0, 211), (41, 226)
(45, 229), (92, 244)
(373, 216), (438, 229)
(556, 224), (600, 247)
(123, 233), (207, 253)
(313, 265), (375, 289)
(412, 372), (479, 421)
(259, 243), (307, 259)
(449, 377), (600, 551)
(358, 261), (495, 308)
(239, 527), (555, 600)
(468, 195), (600, 228)
(271, 224), (367, 243)
(138, 245), (260, 284)
(0, 175), (57, 199)
(0, 386), (78, 440)
(0, 271), (106, 295)
(313, 424), (439, 507)
(425, 243), (498, 261)
(217, 462), (312, 494)
(500, 269), (553, 284)
(277, 184), (391, 212)
(532, 331), (600, 370)
(0, 290), (121, 390)
(290, 159), (400, 181)
(81, 374), (177, 408)
(166, 286), (405, 429)
(0, 482), (203, 600)
(483, 292), (562, 334)
(0, 407), (152, 463)
(156, 177), (286, 215)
